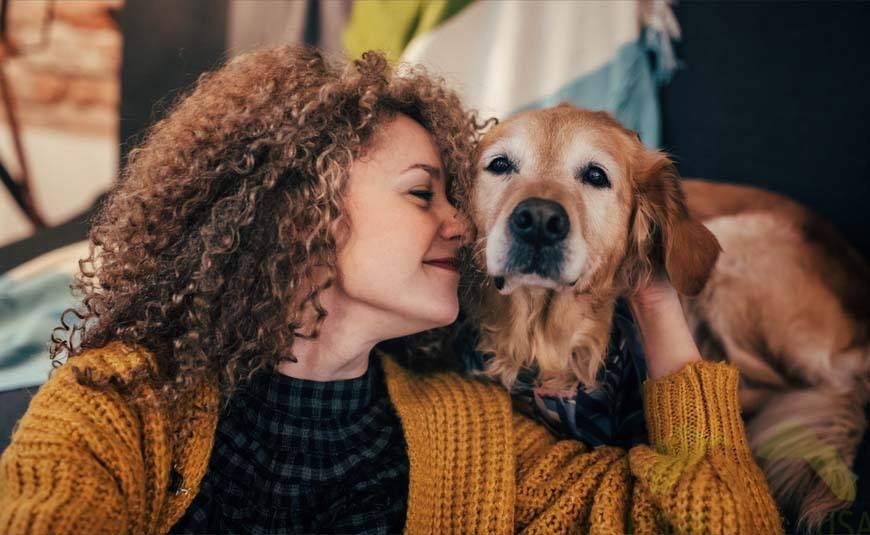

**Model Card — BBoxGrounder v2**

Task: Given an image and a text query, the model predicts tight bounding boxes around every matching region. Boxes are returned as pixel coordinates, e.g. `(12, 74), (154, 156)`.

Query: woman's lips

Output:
(424, 258), (459, 272)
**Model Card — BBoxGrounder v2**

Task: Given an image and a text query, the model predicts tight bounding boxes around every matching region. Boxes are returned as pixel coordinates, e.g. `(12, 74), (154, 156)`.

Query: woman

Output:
(0, 46), (782, 534)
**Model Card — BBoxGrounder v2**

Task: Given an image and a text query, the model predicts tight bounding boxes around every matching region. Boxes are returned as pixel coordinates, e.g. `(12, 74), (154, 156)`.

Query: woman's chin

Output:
(396, 304), (459, 336)
(425, 300), (460, 327)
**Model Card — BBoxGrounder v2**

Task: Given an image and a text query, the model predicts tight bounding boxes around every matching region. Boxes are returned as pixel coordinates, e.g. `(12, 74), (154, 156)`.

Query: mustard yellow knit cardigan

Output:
(0, 343), (783, 534)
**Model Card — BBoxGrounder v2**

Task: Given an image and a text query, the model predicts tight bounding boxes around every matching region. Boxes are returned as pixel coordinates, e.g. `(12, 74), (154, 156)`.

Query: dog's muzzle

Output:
(502, 197), (569, 281)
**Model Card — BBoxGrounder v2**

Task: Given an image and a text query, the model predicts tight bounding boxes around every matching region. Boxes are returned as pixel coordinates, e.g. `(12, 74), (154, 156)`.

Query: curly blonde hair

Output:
(51, 45), (485, 404)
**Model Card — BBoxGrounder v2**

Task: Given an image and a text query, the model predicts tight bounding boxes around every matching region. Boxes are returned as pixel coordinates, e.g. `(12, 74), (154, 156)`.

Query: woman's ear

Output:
(626, 149), (721, 296)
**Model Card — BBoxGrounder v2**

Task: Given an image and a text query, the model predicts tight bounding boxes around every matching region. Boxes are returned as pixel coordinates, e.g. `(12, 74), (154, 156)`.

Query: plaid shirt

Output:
(170, 356), (409, 535)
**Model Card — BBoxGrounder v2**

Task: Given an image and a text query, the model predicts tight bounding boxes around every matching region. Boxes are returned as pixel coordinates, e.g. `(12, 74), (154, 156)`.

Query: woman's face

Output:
(335, 113), (469, 339)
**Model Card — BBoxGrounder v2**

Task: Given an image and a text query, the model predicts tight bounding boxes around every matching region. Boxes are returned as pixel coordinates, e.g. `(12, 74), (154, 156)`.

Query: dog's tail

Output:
(747, 376), (869, 534)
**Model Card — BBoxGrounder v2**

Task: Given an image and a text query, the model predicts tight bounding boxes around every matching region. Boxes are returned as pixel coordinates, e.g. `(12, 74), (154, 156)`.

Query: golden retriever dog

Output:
(461, 104), (870, 533)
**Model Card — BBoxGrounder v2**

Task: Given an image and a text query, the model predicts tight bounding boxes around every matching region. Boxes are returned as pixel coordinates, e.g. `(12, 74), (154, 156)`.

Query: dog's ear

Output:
(625, 149), (721, 296)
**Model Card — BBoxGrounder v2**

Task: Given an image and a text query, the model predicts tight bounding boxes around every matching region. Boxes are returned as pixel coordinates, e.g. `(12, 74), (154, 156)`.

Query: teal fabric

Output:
(518, 33), (674, 149)
(0, 271), (74, 390)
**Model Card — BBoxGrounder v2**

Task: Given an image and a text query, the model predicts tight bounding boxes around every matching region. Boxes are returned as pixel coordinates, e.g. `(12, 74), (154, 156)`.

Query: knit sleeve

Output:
(0, 358), (152, 535)
(628, 359), (783, 533)
(512, 360), (784, 534)
(0, 448), (129, 534)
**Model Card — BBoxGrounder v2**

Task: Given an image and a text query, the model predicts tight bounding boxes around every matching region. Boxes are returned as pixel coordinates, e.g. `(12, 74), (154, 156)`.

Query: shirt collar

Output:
(243, 355), (379, 420)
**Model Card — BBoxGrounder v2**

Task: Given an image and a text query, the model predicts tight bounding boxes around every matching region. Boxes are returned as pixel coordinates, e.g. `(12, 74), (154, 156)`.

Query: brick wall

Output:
(1, 0), (122, 136)
(0, 0), (123, 246)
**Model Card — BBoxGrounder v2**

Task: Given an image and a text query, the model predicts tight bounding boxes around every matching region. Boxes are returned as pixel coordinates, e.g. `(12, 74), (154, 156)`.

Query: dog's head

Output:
(470, 105), (720, 299)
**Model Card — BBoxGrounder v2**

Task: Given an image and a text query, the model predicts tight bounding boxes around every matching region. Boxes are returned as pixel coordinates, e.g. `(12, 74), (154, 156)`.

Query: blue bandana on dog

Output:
(456, 299), (649, 449)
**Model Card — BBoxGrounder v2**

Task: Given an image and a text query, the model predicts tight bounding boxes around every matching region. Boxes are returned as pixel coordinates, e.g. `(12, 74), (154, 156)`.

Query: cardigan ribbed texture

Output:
(0, 342), (784, 534)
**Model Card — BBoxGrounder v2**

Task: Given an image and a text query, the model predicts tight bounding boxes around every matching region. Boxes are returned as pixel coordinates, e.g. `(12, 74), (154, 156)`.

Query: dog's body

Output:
(463, 105), (870, 532)
(681, 179), (870, 531)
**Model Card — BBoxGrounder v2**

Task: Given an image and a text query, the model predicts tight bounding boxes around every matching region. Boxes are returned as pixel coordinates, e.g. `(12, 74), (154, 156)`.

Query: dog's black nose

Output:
(509, 197), (569, 246)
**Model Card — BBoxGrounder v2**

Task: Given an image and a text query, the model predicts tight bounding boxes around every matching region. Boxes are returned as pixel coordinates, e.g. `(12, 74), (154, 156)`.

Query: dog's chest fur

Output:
(469, 286), (620, 393)
(457, 298), (648, 448)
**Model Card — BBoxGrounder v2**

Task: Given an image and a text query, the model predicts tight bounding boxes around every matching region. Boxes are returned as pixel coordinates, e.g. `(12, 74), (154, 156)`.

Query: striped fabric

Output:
(345, 0), (679, 147)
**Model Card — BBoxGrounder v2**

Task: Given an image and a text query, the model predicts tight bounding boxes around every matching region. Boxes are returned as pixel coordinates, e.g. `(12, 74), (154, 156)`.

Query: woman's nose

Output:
(441, 205), (472, 245)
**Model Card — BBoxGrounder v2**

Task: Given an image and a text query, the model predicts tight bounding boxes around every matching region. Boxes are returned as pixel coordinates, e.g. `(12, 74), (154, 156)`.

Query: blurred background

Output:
(1, 0), (869, 530)
(0, 0), (120, 251)
(2, 0), (869, 257)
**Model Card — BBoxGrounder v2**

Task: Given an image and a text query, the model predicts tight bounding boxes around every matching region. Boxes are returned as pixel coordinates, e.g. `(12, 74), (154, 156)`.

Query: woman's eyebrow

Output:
(402, 163), (441, 180)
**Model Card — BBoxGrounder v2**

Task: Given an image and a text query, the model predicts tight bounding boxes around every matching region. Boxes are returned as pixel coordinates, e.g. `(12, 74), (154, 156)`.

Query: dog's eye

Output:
(581, 165), (610, 188)
(485, 156), (514, 175)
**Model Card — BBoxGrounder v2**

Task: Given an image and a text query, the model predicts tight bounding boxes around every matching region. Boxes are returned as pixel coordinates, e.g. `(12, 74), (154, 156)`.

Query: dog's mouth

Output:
(490, 242), (567, 294)
(493, 245), (585, 296)
(492, 272), (574, 295)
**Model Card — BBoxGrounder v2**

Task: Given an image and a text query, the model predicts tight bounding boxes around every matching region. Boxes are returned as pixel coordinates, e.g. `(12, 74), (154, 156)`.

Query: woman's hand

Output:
(628, 276), (702, 380)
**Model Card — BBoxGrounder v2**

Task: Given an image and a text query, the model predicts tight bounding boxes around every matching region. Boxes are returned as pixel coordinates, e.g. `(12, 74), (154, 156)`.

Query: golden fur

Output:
(463, 105), (870, 533)
(681, 179), (870, 532)
(461, 105), (718, 392)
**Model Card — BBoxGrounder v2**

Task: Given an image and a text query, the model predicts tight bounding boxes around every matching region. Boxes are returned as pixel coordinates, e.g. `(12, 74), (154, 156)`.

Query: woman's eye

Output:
(580, 165), (611, 188)
(410, 190), (434, 202)
(485, 156), (514, 175)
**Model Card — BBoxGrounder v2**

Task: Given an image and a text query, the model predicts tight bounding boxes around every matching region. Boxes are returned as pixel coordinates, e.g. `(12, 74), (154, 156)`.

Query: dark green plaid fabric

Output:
(170, 356), (409, 534)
